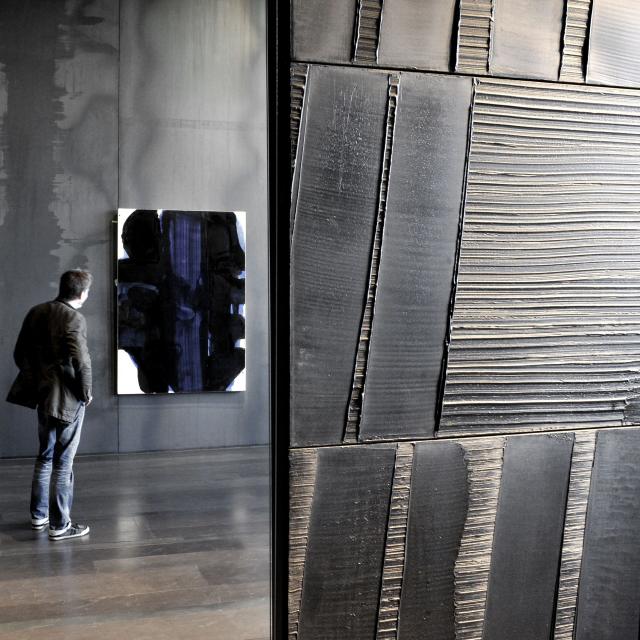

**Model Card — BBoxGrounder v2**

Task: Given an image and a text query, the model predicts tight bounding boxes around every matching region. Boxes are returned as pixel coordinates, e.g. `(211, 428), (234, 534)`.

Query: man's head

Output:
(59, 270), (93, 305)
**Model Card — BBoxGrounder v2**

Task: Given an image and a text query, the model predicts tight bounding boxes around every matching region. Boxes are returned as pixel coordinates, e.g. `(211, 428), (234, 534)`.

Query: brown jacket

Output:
(7, 299), (92, 422)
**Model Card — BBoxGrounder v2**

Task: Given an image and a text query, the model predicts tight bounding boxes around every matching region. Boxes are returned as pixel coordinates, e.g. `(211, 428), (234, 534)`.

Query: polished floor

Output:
(0, 446), (270, 639)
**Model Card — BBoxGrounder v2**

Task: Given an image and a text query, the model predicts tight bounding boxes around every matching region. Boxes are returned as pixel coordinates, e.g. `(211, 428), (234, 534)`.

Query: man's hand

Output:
(85, 395), (93, 406)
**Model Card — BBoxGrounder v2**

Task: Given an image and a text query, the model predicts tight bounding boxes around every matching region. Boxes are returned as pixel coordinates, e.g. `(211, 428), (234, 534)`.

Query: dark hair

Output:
(59, 270), (93, 300)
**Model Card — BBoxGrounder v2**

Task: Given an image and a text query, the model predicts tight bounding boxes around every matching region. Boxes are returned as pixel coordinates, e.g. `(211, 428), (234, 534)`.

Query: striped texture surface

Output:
(289, 449), (318, 640)
(376, 443), (414, 639)
(586, 0), (640, 88)
(440, 78), (640, 436)
(344, 74), (400, 444)
(290, 64), (309, 174)
(553, 431), (596, 640)
(456, 0), (493, 74)
(559, 0), (592, 82)
(453, 437), (505, 639)
(353, 0), (383, 63)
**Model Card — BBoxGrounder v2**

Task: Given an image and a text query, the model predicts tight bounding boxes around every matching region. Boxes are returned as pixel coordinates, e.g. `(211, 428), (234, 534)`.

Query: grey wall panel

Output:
(575, 428), (640, 639)
(398, 441), (467, 640)
(490, 0), (565, 80)
(118, 0), (268, 451)
(441, 78), (640, 436)
(0, 0), (119, 456)
(359, 73), (471, 441)
(298, 446), (396, 639)
(378, 0), (457, 71)
(291, 0), (355, 64)
(586, 0), (640, 88)
(483, 434), (573, 640)
(290, 66), (388, 447)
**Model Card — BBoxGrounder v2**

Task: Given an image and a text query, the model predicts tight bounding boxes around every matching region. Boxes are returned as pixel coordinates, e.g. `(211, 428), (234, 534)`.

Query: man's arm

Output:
(66, 313), (92, 403)
(13, 310), (33, 372)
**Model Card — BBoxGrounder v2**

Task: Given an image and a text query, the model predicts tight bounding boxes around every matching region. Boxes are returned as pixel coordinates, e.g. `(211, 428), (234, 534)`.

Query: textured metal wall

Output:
(0, 0), (268, 456)
(0, 0), (119, 457)
(118, 0), (268, 452)
(290, 0), (640, 637)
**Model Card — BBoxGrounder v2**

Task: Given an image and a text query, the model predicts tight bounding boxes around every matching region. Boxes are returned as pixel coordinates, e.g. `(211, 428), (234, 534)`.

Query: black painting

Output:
(117, 209), (246, 394)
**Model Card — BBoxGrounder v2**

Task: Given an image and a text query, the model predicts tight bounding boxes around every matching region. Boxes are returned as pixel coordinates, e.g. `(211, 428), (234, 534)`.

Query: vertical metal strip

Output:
(290, 63), (309, 244)
(343, 72), (400, 444)
(288, 448), (319, 640)
(553, 431), (597, 639)
(559, 0), (592, 82)
(435, 78), (477, 434)
(453, 436), (506, 640)
(456, 0), (494, 74)
(353, 0), (384, 64)
(376, 442), (415, 639)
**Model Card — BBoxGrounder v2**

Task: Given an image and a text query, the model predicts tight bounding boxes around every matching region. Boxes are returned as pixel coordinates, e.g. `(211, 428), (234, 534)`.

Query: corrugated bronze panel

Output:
(490, 0), (565, 80)
(376, 443), (414, 639)
(377, 0), (457, 72)
(553, 431), (597, 640)
(456, 0), (494, 74)
(453, 437), (505, 640)
(441, 78), (640, 436)
(289, 449), (319, 640)
(353, 0), (383, 63)
(587, 0), (640, 88)
(559, 0), (592, 82)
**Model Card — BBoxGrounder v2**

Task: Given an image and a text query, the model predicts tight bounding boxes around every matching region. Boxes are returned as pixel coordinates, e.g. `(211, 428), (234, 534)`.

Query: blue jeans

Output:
(30, 404), (85, 530)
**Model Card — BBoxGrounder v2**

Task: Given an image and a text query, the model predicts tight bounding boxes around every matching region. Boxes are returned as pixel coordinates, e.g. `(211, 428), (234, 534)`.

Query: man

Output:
(7, 270), (93, 541)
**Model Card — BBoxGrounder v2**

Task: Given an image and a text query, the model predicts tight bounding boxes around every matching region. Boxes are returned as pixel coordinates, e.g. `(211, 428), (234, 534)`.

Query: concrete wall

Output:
(0, 0), (268, 457)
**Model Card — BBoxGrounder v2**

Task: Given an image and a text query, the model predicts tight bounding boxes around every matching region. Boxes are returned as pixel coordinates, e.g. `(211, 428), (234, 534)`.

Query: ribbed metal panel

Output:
(453, 437), (505, 640)
(344, 73), (400, 443)
(290, 63), (309, 174)
(353, 0), (383, 63)
(376, 443), (414, 639)
(559, 0), (592, 82)
(441, 78), (640, 436)
(553, 431), (597, 640)
(288, 449), (318, 640)
(456, 0), (493, 74)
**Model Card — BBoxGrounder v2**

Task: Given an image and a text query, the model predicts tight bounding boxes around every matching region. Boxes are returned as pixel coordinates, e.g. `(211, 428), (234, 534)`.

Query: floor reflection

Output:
(0, 446), (270, 639)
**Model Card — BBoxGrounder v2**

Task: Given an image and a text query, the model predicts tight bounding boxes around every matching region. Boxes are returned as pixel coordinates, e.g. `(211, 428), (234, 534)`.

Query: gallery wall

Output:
(0, 0), (268, 457)
(290, 0), (640, 638)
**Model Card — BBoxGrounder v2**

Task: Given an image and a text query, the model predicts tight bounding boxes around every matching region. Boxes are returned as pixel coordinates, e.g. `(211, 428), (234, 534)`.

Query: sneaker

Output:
(48, 523), (90, 541)
(31, 516), (49, 531)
